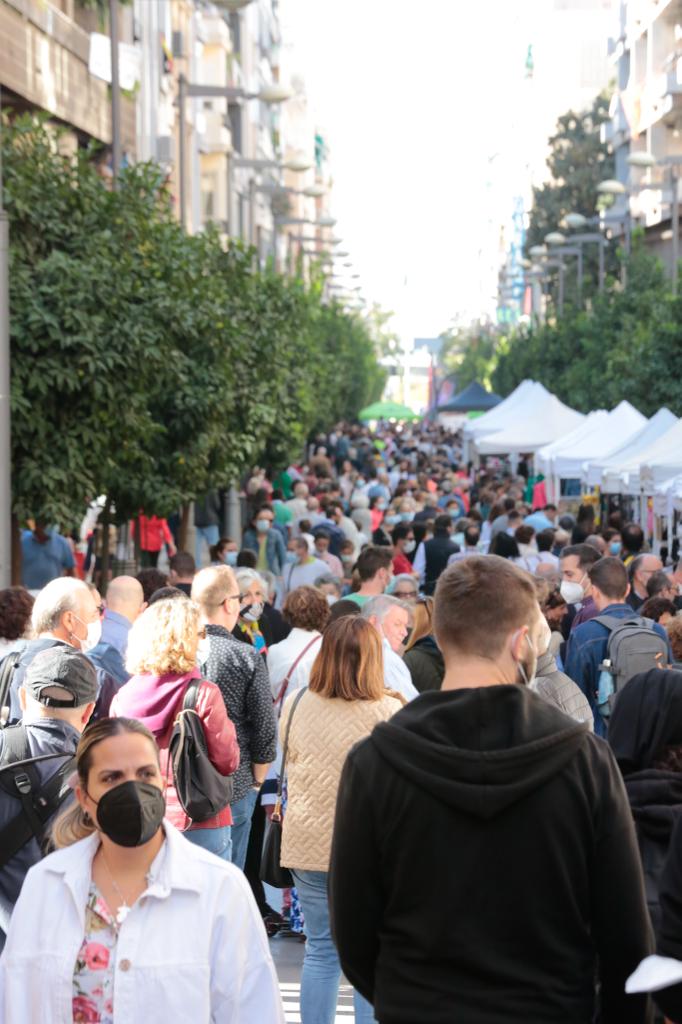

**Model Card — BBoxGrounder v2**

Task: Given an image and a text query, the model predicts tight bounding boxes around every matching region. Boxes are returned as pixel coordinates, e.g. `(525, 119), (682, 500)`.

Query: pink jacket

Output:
(111, 668), (240, 831)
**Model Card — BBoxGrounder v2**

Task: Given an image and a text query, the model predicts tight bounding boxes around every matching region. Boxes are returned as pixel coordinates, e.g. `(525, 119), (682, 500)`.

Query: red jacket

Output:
(131, 515), (174, 553)
(111, 669), (240, 831)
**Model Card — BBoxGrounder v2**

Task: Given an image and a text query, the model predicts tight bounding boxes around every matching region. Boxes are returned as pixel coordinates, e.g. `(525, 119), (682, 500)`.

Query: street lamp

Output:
(626, 150), (682, 295)
(177, 75), (293, 231)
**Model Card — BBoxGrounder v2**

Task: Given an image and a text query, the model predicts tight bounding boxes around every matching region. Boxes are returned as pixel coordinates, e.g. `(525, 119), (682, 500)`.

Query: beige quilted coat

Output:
(280, 689), (402, 871)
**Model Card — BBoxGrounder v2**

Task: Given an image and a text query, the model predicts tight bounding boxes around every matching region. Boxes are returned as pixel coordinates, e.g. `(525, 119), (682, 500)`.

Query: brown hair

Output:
(282, 586), (330, 633)
(515, 524), (535, 545)
(52, 717), (159, 848)
(308, 616), (384, 701)
(667, 617), (682, 662)
(355, 545), (393, 583)
(0, 587), (34, 641)
(433, 556), (538, 659)
(641, 597), (677, 623)
(404, 597), (434, 652)
(588, 556), (628, 600)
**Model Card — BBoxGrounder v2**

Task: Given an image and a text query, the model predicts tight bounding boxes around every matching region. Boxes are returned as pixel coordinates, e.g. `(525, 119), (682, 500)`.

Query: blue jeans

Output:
(292, 869), (375, 1024)
(195, 524), (220, 567)
(184, 825), (232, 862)
(230, 788), (259, 871)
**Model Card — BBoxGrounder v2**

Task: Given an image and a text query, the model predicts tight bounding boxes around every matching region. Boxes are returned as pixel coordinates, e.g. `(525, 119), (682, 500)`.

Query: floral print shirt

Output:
(72, 885), (117, 1023)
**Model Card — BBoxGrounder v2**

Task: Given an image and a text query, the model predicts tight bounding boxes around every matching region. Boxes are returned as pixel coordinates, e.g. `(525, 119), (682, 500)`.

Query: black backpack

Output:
(169, 680), (234, 823)
(0, 651), (21, 726)
(0, 725), (76, 870)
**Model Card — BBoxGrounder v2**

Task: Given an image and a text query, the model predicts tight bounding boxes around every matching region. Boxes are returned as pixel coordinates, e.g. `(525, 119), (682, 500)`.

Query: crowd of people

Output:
(3, 420), (682, 1021)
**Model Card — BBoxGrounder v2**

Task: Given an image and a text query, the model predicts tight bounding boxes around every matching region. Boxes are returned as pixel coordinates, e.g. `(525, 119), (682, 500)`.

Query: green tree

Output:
(526, 92), (614, 252)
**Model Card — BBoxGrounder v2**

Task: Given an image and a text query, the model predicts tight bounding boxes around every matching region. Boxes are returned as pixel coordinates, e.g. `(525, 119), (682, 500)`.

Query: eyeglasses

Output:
(394, 590), (417, 599)
(96, 604), (105, 615)
(224, 593), (244, 604)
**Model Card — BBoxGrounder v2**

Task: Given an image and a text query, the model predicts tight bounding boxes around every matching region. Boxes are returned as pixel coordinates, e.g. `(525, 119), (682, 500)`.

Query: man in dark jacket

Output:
(0, 647), (97, 945)
(329, 555), (652, 1024)
(564, 557), (671, 736)
(414, 514), (460, 595)
(191, 565), (277, 871)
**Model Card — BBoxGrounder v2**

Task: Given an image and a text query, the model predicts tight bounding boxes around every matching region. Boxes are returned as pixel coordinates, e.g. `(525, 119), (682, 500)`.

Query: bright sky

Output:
(281, 0), (614, 344)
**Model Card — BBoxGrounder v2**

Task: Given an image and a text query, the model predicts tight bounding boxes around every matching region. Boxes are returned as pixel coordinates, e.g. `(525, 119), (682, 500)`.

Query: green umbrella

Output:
(358, 400), (419, 421)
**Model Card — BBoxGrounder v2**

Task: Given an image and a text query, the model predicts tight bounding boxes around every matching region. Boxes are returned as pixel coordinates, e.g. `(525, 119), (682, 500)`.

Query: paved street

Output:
(271, 938), (357, 1023)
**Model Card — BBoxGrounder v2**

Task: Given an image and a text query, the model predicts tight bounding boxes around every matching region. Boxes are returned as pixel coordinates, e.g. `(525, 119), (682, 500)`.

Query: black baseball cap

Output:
(24, 647), (98, 708)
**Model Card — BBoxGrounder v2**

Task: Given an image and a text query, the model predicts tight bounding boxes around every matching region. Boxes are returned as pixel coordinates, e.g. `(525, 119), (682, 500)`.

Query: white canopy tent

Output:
(474, 391), (585, 456)
(598, 419), (682, 496)
(549, 402), (646, 480)
(639, 421), (682, 491)
(535, 411), (607, 478)
(586, 408), (678, 493)
(463, 380), (543, 442)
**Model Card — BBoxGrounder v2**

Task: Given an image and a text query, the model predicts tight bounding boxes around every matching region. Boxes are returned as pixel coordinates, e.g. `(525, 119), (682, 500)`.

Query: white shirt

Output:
(0, 822), (284, 1024)
(382, 638), (419, 702)
(537, 551), (560, 570)
(413, 542), (427, 585)
(283, 556), (328, 594)
(267, 628), (323, 703)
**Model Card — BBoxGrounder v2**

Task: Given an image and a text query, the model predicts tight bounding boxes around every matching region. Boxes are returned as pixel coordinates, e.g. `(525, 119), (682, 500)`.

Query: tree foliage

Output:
(491, 240), (682, 416)
(4, 117), (384, 527)
(526, 91), (614, 252)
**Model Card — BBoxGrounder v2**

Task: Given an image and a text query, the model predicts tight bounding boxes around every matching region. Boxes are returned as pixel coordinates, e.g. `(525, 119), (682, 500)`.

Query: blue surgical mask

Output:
(224, 551), (238, 567)
(610, 541), (622, 556)
(385, 514), (401, 526)
(285, 551), (298, 564)
(400, 513), (413, 523)
(255, 519), (270, 533)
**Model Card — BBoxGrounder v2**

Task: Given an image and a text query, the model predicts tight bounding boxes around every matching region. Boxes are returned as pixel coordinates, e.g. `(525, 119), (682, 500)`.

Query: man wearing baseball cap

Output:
(0, 647), (97, 942)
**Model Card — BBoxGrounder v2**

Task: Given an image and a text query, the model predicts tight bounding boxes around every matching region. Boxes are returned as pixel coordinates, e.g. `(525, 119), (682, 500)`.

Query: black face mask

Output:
(91, 781), (165, 848)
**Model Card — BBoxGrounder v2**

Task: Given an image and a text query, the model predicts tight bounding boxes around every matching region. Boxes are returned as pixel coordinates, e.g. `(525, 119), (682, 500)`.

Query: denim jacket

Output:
(242, 528), (286, 575)
(564, 603), (672, 737)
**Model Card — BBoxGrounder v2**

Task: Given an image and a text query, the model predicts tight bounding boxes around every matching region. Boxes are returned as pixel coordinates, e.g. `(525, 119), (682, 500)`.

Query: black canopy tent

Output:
(437, 380), (502, 414)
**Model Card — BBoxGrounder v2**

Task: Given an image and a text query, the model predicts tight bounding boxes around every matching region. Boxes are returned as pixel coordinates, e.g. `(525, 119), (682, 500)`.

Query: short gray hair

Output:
(361, 594), (408, 623)
(31, 578), (89, 635)
(234, 568), (267, 593)
(314, 574), (343, 595)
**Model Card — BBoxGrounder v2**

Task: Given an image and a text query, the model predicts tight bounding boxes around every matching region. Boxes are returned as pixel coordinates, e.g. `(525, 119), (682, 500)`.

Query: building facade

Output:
(605, 0), (682, 271)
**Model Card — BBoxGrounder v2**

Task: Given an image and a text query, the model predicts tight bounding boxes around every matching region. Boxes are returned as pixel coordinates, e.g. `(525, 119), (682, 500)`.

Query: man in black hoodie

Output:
(329, 555), (652, 1024)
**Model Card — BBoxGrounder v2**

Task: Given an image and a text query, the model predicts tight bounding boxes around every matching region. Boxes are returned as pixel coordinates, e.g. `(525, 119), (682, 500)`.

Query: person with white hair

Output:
(7, 578), (100, 724)
(361, 596), (419, 702)
(233, 568), (290, 651)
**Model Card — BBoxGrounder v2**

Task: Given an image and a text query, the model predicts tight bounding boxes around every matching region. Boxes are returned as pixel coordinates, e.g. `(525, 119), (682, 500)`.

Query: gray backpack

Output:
(595, 614), (669, 704)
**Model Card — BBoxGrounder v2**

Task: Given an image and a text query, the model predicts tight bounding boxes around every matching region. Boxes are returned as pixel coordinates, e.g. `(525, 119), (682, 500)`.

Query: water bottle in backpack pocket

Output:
(594, 615), (669, 717)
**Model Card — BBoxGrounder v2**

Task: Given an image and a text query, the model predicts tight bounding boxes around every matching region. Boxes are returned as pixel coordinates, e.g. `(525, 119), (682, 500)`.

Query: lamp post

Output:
(109, 0), (121, 187)
(0, 89), (10, 585)
(176, 76), (292, 232)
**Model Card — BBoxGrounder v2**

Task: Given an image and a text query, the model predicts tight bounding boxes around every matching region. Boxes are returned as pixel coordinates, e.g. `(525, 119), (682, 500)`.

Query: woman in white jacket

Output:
(0, 716), (284, 1024)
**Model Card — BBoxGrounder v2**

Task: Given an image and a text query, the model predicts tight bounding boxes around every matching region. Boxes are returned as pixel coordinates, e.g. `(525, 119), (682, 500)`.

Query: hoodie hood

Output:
(625, 770), (682, 843)
(114, 668), (201, 737)
(609, 669), (682, 775)
(370, 685), (589, 819)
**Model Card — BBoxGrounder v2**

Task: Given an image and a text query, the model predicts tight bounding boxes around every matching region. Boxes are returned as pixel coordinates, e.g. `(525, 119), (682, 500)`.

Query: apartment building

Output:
(0, 0), (136, 158)
(605, 0), (682, 268)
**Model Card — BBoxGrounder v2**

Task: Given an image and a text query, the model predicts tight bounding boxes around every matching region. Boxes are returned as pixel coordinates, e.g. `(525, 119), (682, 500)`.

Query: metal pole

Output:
(598, 236), (605, 292)
(178, 74), (187, 230)
(109, 0), (121, 187)
(558, 259), (565, 315)
(0, 93), (11, 587)
(226, 154), (233, 240)
(577, 245), (583, 306)
(672, 166), (679, 297)
(248, 177), (255, 247)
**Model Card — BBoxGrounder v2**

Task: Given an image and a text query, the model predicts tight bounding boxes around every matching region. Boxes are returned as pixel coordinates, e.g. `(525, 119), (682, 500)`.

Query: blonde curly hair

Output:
(126, 597), (200, 675)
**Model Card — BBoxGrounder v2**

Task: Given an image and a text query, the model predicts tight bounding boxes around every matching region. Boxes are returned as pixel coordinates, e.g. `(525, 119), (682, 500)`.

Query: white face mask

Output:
(514, 632), (537, 687)
(537, 616), (552, 656)
(560, 577), (586, 606)
(403, 540), (416, 554)
(74, 616), (102, 652)
(242, 602), (264, 623)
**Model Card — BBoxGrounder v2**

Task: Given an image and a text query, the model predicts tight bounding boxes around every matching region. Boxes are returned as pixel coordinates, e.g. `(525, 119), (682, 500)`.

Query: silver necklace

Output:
(98, 849), (136, 926)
